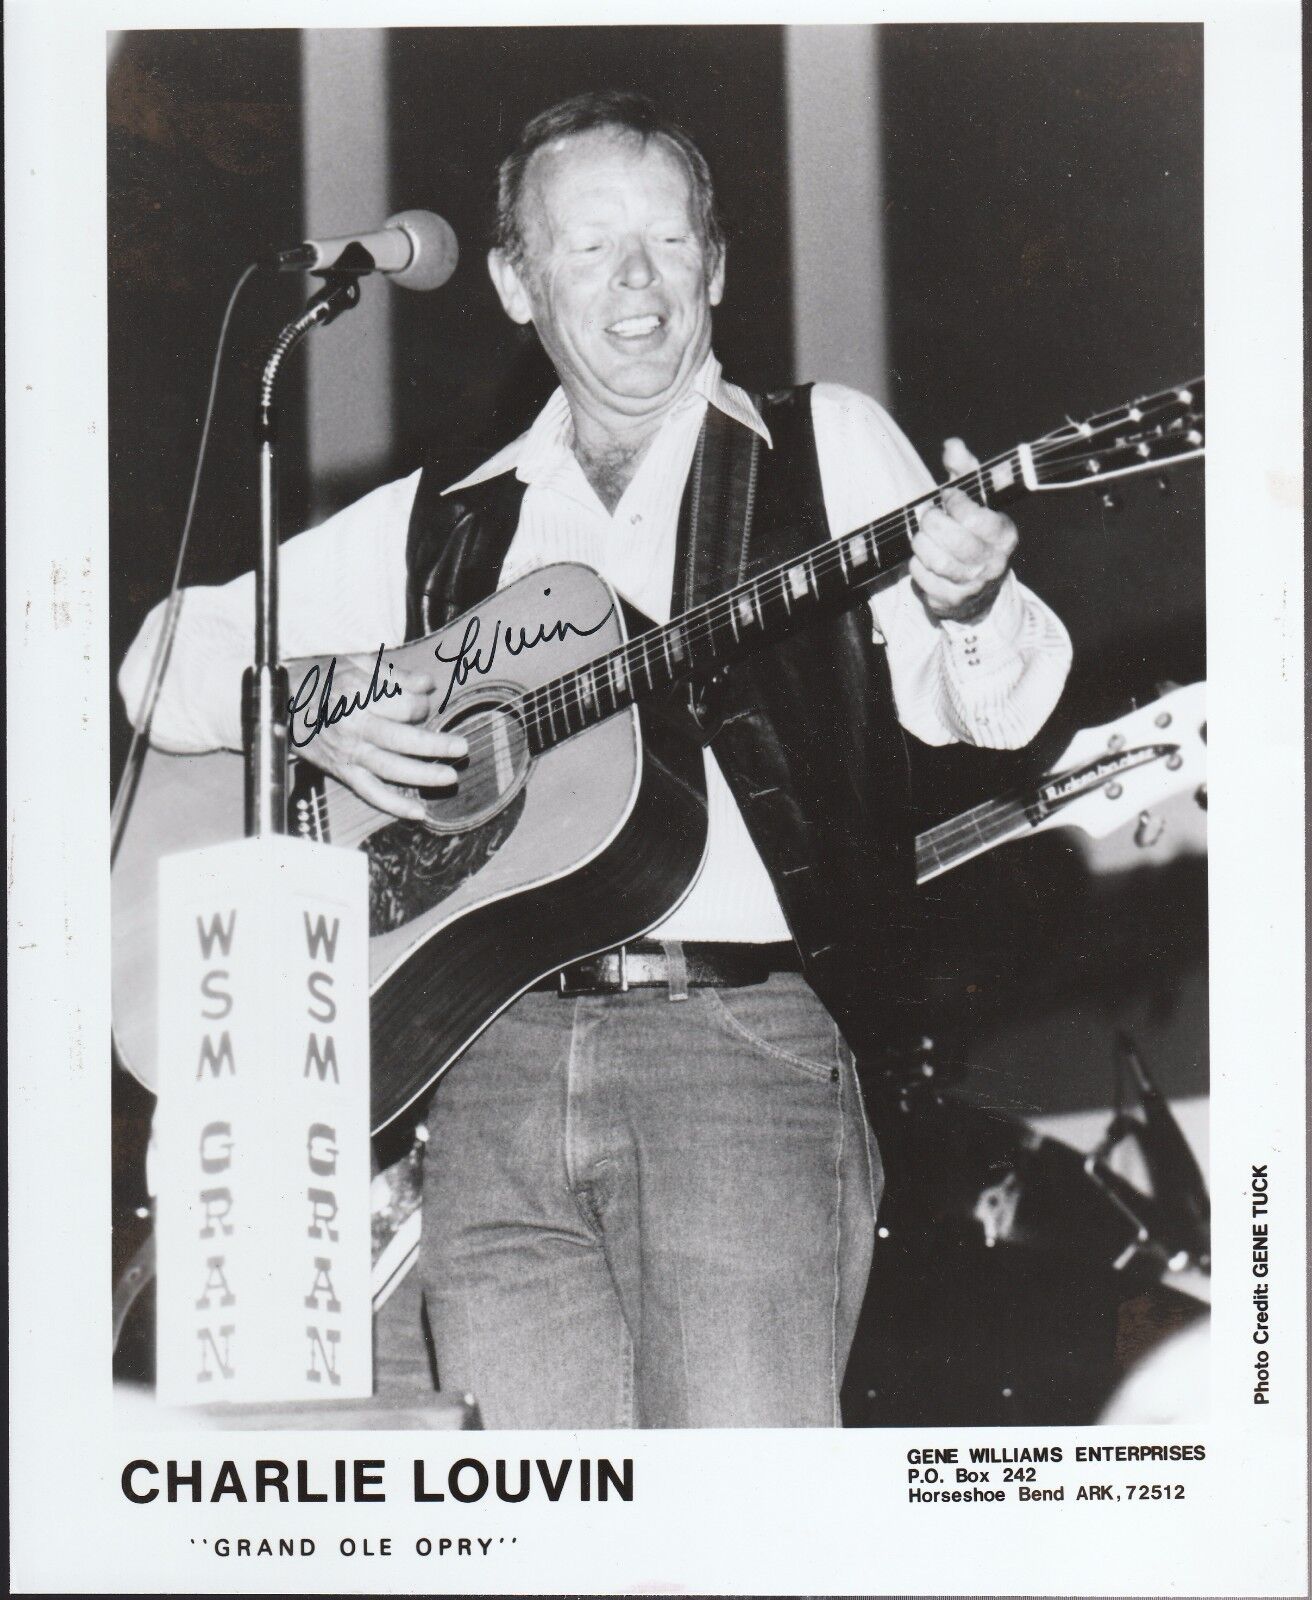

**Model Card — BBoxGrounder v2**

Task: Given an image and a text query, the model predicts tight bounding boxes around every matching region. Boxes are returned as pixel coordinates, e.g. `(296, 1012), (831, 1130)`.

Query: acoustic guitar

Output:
(112, 381), (1205, 1134)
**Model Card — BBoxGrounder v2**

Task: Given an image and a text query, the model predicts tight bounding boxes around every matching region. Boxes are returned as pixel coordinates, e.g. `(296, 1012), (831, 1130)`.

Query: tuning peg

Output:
(1134, 810), (1166, 848)
(1099, 488), (1122, 512)
(1154, 474), (1171, 494)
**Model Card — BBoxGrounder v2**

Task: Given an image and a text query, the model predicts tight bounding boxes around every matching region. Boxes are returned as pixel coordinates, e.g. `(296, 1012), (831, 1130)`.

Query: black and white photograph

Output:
(8, 1), (1305, 1593)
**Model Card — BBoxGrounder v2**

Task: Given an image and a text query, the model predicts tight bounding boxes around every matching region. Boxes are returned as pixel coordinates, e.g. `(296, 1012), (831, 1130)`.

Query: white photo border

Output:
(7, 0), (1305, 1592)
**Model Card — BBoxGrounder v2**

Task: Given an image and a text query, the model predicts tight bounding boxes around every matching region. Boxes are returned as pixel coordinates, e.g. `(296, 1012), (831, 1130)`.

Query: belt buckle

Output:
(556, 947), (629, 997)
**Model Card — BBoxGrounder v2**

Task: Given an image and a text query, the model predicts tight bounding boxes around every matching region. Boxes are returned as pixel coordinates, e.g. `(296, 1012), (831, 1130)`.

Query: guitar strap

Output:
(672, 386), (827, 741)
(675, 385), (828, 610)
(675, 391), (766, 617)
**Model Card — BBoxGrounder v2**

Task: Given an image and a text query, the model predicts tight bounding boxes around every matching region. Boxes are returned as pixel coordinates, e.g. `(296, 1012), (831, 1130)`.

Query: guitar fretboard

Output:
(519, 449), (1028, 755)
(915, 793), (1036, 883)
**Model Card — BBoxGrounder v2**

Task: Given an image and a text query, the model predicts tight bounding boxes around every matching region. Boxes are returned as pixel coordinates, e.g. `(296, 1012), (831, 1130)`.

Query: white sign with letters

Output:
(153, 836), (371, 1406)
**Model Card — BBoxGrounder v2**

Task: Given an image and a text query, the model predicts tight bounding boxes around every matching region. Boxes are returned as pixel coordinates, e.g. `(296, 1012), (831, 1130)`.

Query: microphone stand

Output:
(243, 251), (368, 836)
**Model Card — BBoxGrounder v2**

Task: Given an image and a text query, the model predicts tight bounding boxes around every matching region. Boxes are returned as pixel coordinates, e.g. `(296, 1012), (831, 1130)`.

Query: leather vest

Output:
(404, 386), (926, 1061)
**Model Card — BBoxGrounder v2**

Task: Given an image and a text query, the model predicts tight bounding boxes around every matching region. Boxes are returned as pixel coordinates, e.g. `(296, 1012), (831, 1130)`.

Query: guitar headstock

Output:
(1039, 682), (1207, 869)
(1020, 380), (1204, 491)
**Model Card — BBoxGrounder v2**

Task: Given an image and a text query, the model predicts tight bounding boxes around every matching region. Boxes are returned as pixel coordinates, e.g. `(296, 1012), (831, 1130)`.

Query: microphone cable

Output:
(109, 262), (259, 864)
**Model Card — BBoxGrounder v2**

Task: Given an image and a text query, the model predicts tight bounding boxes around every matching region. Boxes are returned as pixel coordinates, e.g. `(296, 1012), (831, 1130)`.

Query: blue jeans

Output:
(414, 972), (880, 1428)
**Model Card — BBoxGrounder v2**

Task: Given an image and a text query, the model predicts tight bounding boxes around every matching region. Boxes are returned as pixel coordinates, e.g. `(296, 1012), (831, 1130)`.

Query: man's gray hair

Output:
(493, 90), (725, 271)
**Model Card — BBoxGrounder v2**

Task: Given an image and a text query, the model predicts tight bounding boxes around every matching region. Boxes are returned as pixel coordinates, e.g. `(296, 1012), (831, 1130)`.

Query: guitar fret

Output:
(542, 691), (560, 744)
(512, 392), (1205, 758)
(919, 799), (1031, 871)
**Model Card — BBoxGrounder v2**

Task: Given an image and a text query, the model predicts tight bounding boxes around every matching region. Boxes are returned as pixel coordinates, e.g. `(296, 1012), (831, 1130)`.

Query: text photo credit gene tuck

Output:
(107, 23), (1211, 1438)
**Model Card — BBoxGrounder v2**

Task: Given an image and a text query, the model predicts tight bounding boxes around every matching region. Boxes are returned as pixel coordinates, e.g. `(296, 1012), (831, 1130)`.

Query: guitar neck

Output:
(916, 791), (1037, 883)
(914, 731), (1189, 882)
(521, 448), (1030, 756)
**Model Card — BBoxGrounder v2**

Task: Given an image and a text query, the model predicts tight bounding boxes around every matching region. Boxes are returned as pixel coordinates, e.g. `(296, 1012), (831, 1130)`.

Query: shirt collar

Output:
(441, 353), (772, 495)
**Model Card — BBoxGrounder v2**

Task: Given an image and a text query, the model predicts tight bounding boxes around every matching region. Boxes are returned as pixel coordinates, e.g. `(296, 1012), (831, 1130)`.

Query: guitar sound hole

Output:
(417, 689), (530, 834)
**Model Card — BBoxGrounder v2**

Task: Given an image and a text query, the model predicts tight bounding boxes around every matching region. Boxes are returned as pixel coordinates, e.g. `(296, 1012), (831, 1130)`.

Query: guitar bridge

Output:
(290, 762), (330, 843)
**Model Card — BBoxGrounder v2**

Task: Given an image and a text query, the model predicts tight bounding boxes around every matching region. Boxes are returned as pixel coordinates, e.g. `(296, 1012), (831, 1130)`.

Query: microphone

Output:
(265, 209), (458, 291)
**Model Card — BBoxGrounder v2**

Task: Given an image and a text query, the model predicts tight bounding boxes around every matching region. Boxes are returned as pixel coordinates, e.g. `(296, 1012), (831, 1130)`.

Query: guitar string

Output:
(318, 451), (1196, 851)
(517, 407), (1202, 748)
(306, 396), (1202, 798)
(309, 404), (1202, 848)
(916, 798), (1033, 866)
(316, 432), (1202, 850)
(431, 424), (1174, 767)
(511, 421), (1196, 760)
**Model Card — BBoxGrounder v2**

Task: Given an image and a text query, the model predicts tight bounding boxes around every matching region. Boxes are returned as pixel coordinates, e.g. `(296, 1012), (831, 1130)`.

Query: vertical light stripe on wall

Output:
(301, 29), (393, 512)
(784, 26), (888, 405)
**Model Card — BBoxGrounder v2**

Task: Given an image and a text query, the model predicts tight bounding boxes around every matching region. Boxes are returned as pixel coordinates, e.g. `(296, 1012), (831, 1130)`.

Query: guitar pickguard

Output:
(364, 788), (529, 935)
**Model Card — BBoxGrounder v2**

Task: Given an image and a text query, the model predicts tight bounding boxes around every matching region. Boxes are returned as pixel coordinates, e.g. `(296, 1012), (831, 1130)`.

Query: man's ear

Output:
(487, 249), (534, 326)
(707, 245), (726, 309)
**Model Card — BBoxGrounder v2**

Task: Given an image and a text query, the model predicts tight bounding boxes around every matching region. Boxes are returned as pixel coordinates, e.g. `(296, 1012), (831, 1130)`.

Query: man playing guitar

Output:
(120, 91), (1071, 1427)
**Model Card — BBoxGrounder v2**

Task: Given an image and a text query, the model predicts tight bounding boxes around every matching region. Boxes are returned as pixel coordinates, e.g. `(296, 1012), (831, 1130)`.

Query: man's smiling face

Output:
(488, 127), (725, 430)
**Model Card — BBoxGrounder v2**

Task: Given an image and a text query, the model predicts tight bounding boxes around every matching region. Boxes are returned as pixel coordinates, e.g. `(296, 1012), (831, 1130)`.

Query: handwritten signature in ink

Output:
(286, 590), (615, 746)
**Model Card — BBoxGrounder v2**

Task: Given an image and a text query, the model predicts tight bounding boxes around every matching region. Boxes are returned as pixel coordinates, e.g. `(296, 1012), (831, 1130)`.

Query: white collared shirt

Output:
(120, 354), (1071, 940)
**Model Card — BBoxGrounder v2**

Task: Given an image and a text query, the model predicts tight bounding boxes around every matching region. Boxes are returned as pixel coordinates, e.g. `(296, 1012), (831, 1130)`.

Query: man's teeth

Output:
(608, 315), (662, 337)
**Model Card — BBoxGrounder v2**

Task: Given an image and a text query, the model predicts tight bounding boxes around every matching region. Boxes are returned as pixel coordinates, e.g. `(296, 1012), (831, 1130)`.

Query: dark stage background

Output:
(109, 25), (1207, 1421)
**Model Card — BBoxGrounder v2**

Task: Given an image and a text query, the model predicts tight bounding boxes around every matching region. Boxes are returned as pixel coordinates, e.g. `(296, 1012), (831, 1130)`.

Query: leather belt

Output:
(540, 939), (802, 998)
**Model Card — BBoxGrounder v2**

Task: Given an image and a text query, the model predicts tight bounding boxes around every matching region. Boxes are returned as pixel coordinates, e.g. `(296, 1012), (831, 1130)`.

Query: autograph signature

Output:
(287, 590), (615, 746)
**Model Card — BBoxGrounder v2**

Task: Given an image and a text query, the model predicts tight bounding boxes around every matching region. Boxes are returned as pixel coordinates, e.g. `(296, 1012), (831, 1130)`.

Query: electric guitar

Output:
(916, 682), (1207, 884)
(112, 381), (1205, 1134)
